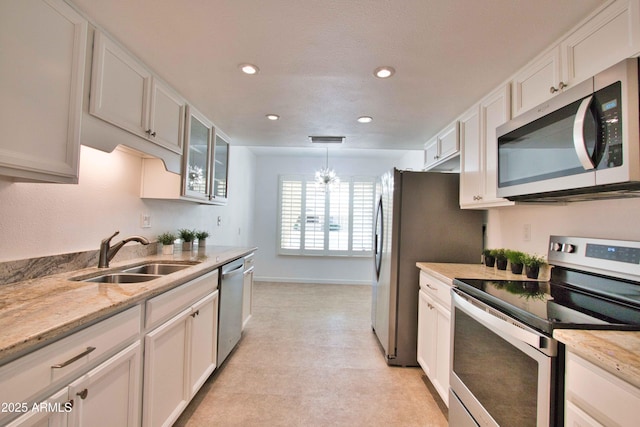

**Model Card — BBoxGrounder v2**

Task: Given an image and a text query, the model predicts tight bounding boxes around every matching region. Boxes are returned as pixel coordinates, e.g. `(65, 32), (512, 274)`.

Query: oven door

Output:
(450, 289), (557, 427)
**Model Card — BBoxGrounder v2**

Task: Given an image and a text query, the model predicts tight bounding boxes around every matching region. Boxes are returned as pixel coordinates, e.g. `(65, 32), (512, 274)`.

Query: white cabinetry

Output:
(511, 47), (563, 117)
(140, 106), (230, 205)
(512, 0), (640, 117)
(416, 270), (452, 406)
(460, 84), (514, 208)
(242, 253), (255, 328)
(423, 121), (459, 171)
(90, 31), (185, 154)
(0, 306), (141, 426)
(0, 0), (87, 183)
(561, 0), (640, 90)
(142, 270), (219, 427)
(565, 351), (640, 427)
(5, 388), (70, 427)
(67, 342), (141, 427)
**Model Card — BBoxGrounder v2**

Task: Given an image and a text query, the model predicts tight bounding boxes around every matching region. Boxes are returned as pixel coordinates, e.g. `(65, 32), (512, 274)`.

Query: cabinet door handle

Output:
(76, 389), (88, 400)
(550, 86), (559, 94)
(52, 346), (96, 369)
(558, 81), (567, 90)
(191, 309), (200, 318)
(426, 283), (438, 291)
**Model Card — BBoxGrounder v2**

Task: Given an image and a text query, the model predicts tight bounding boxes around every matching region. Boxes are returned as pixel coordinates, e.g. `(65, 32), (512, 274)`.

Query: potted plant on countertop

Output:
(523, 253), (546, 279)
(493, 249), (508, 270)
(158, 232), (177, 255)
(179, 228), (196, 251)
(506, 250), (526, 274)
(196, 230), (209, 248)
(482, 249), (496, 267)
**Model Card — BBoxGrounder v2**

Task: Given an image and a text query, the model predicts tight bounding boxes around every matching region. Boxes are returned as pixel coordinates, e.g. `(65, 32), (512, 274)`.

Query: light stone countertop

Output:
(416, 261), (640, 390)
(553, 329), (640, 389)
(415, 262), (550, 283)
(0, 246), (256, 365)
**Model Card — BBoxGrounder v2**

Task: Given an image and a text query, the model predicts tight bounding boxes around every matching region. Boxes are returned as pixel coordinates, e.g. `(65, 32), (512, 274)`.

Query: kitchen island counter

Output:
(0, 246), (256, 364)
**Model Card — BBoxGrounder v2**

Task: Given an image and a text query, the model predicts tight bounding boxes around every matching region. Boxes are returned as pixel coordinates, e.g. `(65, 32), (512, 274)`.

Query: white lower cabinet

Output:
(565, 351), (640, 427)
(142, 271), (219, 427)
(417, 271), (452, 406)
(0, 307), (141, 427)
(5, 388), (70, 427)
(67, 342), (141, 427)
(242, 253), (255, 329)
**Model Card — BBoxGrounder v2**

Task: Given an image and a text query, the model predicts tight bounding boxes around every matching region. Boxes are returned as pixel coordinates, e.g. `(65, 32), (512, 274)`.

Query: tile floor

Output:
(174, 282), (448, 426)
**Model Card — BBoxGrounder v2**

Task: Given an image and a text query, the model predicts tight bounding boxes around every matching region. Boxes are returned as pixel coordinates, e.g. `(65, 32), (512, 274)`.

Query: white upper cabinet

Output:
(423, 121), (459, 171)
(512, 0), (640, 117)
(0, 0), (87, 183)
(511, 47), (562, 117)
(149, 80), (185, 153)
(212, 134), (230, 203)
(90, 31), (185, 154)
(460, 84), (514, 208)
(561, 0), (640, 88)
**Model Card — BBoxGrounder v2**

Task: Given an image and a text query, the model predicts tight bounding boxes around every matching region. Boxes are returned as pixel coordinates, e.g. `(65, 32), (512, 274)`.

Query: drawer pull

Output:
(191, 310), (200, 318)
(76, 389), (88, 400)
(52, 346), (96, 369)
(426, 283), (438, 291)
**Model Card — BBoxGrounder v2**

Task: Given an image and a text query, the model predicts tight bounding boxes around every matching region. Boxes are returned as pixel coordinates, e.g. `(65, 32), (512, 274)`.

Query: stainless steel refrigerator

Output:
(372, 169), (483, 366)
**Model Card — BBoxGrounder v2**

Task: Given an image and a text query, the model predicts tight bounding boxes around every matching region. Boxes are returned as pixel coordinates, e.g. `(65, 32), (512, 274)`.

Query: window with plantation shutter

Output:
(277, 175), (375, 256)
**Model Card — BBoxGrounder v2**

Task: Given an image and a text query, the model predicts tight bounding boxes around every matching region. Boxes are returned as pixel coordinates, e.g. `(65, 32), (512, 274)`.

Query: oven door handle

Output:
(453, 290), (545, 350)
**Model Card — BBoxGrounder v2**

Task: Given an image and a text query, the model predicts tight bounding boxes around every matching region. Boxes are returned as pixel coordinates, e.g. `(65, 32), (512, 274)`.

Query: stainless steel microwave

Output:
(496, 59), (640, 202)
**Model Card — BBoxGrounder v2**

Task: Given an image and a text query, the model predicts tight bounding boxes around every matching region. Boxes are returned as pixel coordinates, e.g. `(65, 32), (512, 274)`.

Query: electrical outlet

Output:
(141, 213), (151, 228)
(217, 216), (222, 226)
(523, 224), (531, 242)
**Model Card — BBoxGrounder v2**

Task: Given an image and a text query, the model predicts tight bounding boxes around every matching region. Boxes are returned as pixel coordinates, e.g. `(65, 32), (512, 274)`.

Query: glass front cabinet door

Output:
(212, 134), (229, 203)
(183, 106), (213, 201)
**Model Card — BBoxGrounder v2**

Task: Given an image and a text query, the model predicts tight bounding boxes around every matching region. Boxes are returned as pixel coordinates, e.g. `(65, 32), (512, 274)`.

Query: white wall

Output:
(485, 198), (640, 257)
(251, 148), (422, 285)
(0, 145), (256, 262)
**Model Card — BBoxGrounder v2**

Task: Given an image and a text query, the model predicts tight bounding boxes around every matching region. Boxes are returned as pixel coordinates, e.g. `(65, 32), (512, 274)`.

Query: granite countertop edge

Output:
(416, 261), (640, 390)
(0, 246), (256, 365)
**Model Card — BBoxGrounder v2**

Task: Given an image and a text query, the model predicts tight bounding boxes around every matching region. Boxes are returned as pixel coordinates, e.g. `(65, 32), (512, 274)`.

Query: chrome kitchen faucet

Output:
(98, 231), (149, 268)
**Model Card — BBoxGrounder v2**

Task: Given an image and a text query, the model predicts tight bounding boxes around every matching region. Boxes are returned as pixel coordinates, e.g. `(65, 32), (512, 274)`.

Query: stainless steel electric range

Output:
(450, 236), (640, 427)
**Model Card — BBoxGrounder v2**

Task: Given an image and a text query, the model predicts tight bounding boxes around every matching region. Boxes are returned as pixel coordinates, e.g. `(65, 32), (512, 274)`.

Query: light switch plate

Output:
(141, 213), (151, 228)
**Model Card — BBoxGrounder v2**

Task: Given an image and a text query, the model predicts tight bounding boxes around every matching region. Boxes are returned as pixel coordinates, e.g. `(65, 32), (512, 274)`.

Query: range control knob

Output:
(562, 244), (576, 253)
(550, 242), (563, 252)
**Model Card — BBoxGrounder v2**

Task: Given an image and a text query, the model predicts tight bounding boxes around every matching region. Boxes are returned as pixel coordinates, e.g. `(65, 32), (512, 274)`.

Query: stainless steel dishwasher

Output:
(217, 258), (245, 366)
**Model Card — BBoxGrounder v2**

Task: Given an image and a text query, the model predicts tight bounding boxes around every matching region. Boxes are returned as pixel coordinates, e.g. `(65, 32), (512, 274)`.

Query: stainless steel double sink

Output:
(72, 262), (199, 283)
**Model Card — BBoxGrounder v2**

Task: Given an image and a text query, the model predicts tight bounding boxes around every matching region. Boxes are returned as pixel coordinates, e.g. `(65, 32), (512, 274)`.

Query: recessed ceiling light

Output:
(374, 66), (395, 79)
(266, 114), (280, 121)
(239, 63), (259, 75)
(357, 116), (373, 123)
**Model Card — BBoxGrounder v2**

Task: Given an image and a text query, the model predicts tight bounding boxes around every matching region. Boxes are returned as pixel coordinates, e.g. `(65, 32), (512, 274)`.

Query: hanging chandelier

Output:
(315, 147), (339, 190)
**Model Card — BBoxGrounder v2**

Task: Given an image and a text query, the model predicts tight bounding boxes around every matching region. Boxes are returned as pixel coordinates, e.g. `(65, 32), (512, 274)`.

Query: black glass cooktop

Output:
(453, 274), (640, 335)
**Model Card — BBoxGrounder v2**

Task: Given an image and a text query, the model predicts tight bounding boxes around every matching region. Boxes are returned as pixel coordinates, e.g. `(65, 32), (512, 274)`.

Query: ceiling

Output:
(72, 0), (603, 152)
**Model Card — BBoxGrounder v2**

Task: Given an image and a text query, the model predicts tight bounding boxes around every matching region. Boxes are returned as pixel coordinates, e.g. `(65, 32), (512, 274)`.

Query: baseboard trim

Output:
(254, 276), (371, 286)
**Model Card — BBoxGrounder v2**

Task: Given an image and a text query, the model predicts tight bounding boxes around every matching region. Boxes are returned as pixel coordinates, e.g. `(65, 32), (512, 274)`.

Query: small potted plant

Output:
(506, 250), (526, 274)
(493, 249), (508, 270)
(178, 228), (196, 251)
(196, 230), (209, 248)
(196, 230), (209, 253)
(482, 249), (496, 267)
(157, 232), (176, 255)
(523, 253), (546, 279)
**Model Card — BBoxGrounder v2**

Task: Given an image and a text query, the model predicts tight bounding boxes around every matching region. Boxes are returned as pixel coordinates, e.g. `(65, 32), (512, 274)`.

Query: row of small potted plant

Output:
(482, 248), (546, 279)
(157, 229), (210, 254)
